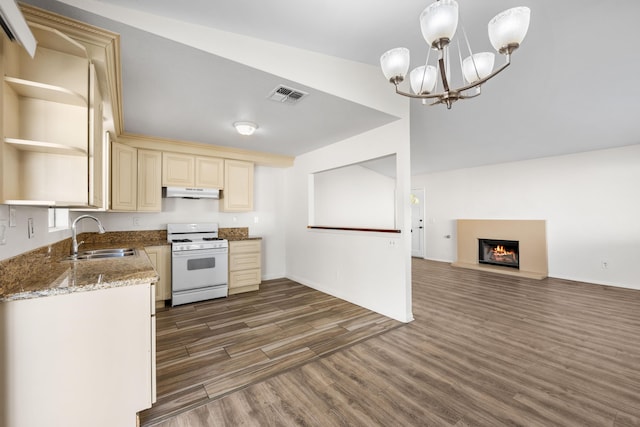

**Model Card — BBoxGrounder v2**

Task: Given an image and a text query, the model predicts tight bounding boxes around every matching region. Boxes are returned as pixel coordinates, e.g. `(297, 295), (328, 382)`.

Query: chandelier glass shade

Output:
(420, 0), (458, 48)
(380, 1), (530, 109)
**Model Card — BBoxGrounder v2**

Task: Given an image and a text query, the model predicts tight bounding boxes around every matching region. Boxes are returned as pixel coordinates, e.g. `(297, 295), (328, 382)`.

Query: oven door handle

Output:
(172, 249), (227, 257)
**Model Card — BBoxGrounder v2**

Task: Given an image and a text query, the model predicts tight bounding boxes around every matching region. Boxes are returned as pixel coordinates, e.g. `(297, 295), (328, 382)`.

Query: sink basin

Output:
(78, 248), (135, 255)
(65, 248), (136, 261)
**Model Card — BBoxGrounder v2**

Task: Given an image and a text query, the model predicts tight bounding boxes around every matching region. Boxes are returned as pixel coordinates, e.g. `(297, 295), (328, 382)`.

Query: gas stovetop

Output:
(167, 223), (228, 251)
(170, 237), (225, 243)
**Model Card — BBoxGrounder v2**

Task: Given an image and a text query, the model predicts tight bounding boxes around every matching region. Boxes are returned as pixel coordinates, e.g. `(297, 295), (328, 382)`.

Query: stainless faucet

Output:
(71, 215), (106, 256)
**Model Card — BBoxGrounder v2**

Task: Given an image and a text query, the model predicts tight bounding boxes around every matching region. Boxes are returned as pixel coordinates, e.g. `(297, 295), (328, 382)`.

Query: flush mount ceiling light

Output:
(233, 121), (258, 136)
(380, 1), (531, 109)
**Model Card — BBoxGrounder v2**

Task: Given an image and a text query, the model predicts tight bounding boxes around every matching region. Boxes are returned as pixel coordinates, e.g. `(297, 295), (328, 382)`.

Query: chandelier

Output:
(380, 1), (530, 109)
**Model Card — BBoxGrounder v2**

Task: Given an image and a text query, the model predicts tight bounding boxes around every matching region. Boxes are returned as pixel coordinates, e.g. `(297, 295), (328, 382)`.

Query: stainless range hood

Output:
(163, 187), (220, 199)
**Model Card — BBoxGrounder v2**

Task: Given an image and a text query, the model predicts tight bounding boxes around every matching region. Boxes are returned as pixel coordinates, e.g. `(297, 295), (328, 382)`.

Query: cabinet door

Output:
(229, 252), (261, 271)
(162, 152), (194, 187)
(146, 245), (171, 302)
(0, 284), (153, 427)
(88, 64), (105, 209)
(228, 239), (261, 295)
(229, 239), (262, 254)
(137, 150), (162, 211)
(221, 159), (254, 212)
(111, 142), (137, 211)
(195, 156), (224, 188)
(229, 269), (261, 293)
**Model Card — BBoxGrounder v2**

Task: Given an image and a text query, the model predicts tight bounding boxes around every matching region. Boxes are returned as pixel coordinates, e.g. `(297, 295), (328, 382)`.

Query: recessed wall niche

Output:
(308, 154), (397, 231)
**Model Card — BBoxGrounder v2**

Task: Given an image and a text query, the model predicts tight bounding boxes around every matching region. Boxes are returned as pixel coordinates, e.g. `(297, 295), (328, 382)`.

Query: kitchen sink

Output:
(78, 248), (135, 255)
(65, 248), (136, 261)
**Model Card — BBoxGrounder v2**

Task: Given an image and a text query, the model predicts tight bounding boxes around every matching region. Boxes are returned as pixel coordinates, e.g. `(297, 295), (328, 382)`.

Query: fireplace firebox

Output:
(478, 239), (519, 269)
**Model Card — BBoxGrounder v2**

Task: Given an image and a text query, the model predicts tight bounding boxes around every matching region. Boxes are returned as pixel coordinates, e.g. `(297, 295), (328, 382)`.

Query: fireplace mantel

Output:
(452, 219), (548, 280)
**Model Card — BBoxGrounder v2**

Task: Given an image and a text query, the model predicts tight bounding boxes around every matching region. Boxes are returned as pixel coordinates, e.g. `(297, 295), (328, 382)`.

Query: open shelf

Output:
(5, 138), (87, 156)
(5, 76), (87, 106)
(29, 23), (88, 58)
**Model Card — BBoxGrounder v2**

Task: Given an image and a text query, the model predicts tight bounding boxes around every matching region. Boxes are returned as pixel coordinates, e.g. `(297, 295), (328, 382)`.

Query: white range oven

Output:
(167, 223), (229, 306)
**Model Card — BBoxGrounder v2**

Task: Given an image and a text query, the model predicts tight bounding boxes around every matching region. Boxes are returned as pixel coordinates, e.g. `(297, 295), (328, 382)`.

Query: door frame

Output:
(411, 187), (425, 258)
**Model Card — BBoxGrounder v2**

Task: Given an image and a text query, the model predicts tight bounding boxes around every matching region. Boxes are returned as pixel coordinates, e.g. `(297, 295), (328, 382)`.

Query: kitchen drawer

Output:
(229, 252), (261, 271)
(228, 238), (261, 295)
(229, 239), (261, 254)
(229, 268), (261, 294)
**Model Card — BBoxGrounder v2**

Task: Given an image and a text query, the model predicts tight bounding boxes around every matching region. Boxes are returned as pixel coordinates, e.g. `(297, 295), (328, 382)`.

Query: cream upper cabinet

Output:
(111, 142), (137, 211)
(221, 159), (254, 212)
(163, 152), (223, 188)
(111, 143), (161, 212)
(195, 156), (224, 188)
(162, 152), (194, 187)
(0, 6), (120, 208)
(1, 23), (90, 206)
(137, 149), (162, 211)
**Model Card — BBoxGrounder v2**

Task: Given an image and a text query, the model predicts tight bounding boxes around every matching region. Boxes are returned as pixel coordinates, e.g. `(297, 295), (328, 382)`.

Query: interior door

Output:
(411, 188), (425, 257)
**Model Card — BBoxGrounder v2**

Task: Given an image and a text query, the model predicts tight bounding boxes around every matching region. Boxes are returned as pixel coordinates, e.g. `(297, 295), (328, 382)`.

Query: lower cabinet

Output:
(0, 283), (156, 427)
(228, 239), (262, 295)
(145, 245), (171, 305)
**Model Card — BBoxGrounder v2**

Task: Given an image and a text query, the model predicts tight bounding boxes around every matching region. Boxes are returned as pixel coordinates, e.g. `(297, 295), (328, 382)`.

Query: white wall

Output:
(0, 204), (71, 260)
(286, 121), (413, 322)
(313, 164), (395, 229)
(1, 166), (287, 281)
(412, 144), (640, 289)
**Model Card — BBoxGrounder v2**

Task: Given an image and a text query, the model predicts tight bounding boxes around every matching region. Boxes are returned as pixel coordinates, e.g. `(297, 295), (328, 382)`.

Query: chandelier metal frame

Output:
(380, 1), (531, 109)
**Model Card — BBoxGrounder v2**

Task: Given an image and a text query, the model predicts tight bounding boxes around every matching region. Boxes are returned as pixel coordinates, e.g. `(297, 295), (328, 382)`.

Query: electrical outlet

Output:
(133, 217), (140, 226)
(601, 261), (608, 269)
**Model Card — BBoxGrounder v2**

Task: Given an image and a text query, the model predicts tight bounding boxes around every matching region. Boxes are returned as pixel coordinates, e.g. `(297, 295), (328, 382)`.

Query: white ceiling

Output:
(22, 0), (640, 175)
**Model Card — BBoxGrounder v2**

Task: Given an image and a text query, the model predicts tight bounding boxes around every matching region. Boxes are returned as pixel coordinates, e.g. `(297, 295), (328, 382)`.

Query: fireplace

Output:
(478, 238), (519, 269)
(454, 220), (547, 279)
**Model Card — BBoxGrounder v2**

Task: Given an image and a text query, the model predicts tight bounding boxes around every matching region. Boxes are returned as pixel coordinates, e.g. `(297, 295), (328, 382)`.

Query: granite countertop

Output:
(3, 250), (158, 302)
(0, 228), (260, 302)
(0, 231), (167, 302)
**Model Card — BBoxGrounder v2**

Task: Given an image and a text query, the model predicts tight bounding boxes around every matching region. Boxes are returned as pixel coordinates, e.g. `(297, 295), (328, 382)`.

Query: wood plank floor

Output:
(139, 278), (402, 426)
(150, 259), (640, 427)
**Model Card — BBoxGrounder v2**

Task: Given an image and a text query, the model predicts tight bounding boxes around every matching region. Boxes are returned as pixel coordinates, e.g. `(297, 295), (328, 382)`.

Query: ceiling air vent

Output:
(267, 85), (308, 105)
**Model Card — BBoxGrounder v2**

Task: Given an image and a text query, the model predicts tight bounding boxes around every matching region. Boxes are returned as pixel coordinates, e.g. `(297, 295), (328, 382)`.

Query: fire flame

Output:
(493, 245), (513, 256)
(490, 244), (518, 264)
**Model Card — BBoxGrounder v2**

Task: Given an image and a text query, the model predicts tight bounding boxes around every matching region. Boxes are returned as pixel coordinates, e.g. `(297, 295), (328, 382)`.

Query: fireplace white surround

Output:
(452, 219), (548, 279)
